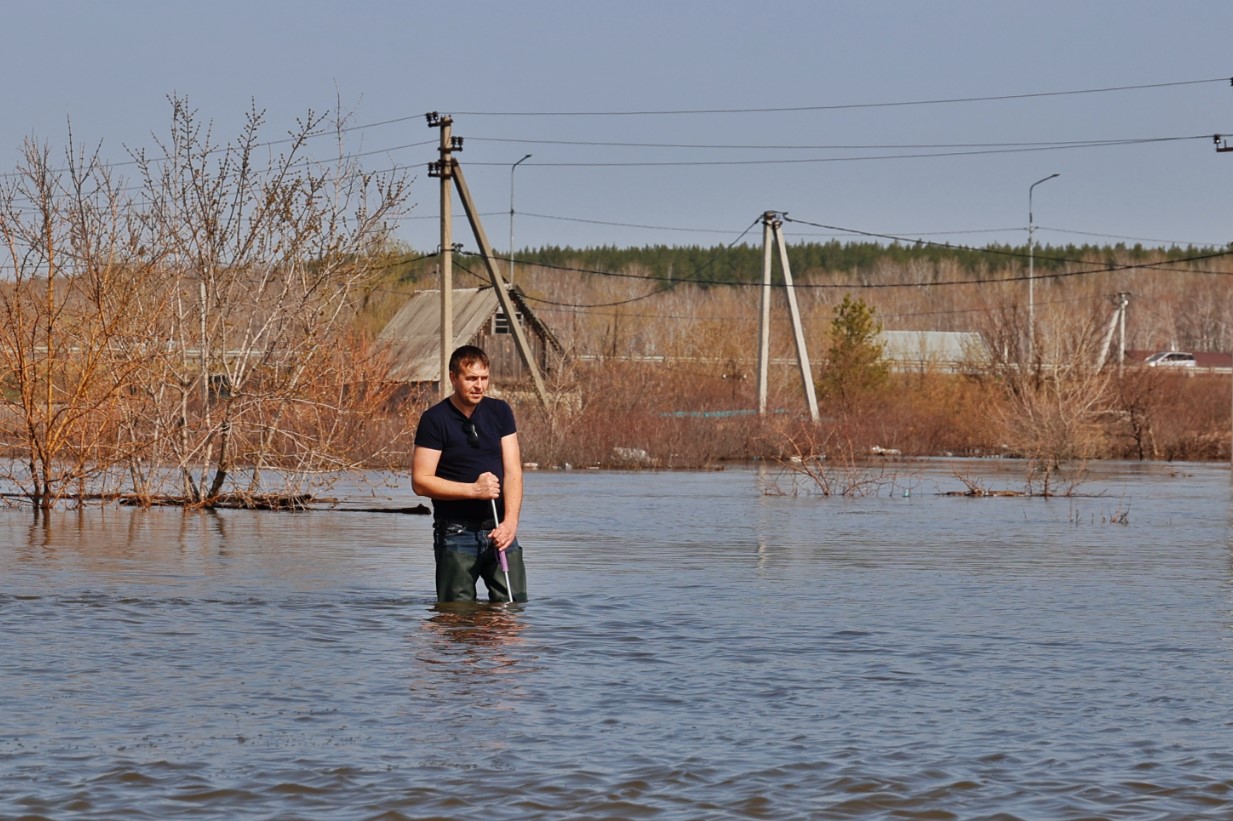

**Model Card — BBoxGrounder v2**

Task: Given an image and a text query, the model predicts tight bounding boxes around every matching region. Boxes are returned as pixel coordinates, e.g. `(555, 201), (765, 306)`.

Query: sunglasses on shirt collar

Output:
(462, 421), (479, 447)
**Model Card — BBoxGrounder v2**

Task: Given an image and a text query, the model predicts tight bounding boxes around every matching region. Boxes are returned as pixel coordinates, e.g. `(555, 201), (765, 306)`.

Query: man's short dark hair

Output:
(449, 345), (490, 374)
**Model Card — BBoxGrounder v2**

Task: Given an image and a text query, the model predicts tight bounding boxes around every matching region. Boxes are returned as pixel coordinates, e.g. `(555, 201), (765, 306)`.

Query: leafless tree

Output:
(130, 96), (411, 504)
(979, 301), (1113, 495)
(0, 133), (168, 509)
(0, 98), (411, 510)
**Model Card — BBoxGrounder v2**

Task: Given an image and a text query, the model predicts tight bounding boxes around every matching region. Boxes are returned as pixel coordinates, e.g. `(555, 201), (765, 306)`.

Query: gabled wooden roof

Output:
(377, 285), (559, 382)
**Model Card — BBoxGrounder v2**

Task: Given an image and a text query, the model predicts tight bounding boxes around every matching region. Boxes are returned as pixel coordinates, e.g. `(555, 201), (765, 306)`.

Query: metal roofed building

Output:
(377, 285), (563, 387)
(879, 330), (989, 372)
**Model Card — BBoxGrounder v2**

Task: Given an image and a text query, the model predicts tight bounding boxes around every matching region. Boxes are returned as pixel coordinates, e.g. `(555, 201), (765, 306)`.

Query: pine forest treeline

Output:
(516, 240), (1225, 281)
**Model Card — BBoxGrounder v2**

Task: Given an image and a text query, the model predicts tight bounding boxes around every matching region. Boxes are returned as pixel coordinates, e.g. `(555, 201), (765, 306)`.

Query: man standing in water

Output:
(412, 345), (527, 602)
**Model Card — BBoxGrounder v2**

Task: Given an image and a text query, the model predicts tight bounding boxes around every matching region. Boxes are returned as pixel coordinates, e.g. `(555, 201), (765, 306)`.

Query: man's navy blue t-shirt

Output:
(414, 396), (517, 523)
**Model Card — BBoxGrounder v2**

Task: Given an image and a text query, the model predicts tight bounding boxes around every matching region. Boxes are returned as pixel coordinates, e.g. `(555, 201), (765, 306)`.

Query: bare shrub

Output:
(0, 99), (412, 510)
(977, 302), (1114, 495)
(1149, 373), (1229, 461)
(879, 372), (1000, 456)
(755, 415), (916, 497)
(513, 357), (756, 469)
(1107, 366), (1167, 460)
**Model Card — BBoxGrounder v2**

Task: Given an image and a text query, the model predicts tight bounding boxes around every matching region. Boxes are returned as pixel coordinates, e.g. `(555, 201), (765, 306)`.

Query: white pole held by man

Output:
(492, 498), (512, 602)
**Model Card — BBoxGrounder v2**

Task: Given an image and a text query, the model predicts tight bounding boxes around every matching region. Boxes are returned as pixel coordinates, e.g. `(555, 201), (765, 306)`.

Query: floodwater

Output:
(2, 460), (1232, 820)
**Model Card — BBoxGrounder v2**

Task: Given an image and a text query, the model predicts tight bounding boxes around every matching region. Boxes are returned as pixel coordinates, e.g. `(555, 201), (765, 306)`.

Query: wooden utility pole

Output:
(427, 112), (457, 399)
(427, 113), (550, 409)
(453, 162), (549, 407)
(756, 211), (820, 423)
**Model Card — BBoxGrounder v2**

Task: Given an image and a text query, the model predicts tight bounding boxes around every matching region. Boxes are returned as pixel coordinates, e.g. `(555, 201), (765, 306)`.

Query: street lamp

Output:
(509, 154), (531, 286)
(1028, 172), (1060, 360)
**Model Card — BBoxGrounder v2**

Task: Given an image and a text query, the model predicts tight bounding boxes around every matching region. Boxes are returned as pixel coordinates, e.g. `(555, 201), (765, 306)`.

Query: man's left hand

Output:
(490, 520), (517, 551)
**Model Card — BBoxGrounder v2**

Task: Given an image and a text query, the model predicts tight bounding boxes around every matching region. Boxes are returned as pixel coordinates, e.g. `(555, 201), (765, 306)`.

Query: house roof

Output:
(377, 286), (559, 382)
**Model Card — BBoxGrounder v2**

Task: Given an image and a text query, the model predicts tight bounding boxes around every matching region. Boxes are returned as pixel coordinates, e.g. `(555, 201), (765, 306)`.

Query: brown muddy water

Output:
(2, 460), (1231, 820)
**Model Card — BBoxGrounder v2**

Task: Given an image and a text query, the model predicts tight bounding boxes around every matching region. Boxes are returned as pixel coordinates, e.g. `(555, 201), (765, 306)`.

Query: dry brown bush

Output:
(1139, 373), (1229, 461)
(752, 414), (917, 497)
(866, 372), (1000, 456)
(514, 358), (758, 469)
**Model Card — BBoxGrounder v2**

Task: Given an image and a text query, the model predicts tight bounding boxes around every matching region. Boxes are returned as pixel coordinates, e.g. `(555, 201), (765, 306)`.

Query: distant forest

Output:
(384, 239), (1230, 286)
(512, 239), (1229, 283)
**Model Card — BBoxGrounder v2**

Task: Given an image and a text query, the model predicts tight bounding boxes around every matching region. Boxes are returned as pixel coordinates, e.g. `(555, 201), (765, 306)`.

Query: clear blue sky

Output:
(5, 0), (1233, 254)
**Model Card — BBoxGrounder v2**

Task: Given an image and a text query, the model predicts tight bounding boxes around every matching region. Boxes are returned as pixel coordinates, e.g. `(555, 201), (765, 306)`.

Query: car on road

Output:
(1144, 351), (1196, 367)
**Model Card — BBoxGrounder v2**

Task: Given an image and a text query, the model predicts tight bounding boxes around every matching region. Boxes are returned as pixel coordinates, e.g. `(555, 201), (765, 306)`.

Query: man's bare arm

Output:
(411, 446), (500, 500)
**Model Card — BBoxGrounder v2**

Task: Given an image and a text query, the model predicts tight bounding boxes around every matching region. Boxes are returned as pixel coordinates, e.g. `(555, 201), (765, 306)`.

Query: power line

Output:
(0, 122), (1217, 216)
(520, 209), (1229, 249)
(453, 254), (673, 307)
(530, 289), (1103, 325)
(468, 217), (764, 309)
(521, 285), (676, 310)
(466, 135), (1207, 151)
(520, 210), (1024, 239)
(15, 74), (1208, 177)
(446, 207), (1226, 255)
(520, 212), (744, 236)
(1035, 224), (1229, 248)
(2, 71), (1223, 181)
(450, 77), (1229, 116)
(463, 137), (1208, 168)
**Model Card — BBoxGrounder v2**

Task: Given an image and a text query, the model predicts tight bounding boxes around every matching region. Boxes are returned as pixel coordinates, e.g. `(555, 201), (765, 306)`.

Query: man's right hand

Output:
(474, 471), (501, 499)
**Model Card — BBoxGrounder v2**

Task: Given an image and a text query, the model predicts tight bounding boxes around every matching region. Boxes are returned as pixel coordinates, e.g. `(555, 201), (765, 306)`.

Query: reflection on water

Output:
(1, 461), (1232, 819)
(418, 603), (531, 676)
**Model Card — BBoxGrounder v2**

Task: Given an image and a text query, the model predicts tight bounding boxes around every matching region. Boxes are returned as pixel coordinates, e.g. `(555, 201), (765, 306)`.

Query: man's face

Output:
(450, 361), (490, 408)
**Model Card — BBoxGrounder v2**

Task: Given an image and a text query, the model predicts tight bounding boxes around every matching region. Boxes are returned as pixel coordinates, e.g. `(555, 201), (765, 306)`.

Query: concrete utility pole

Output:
(757, 211), (819, 423)
(1116, 291), (1129, 377)
(1095, 292), (1129, 372)
(1028, 173), (1060, 363)
(1214, 132), (1233, 462)
(427, 114), (549, 409)
(509, 154), (531, 286)
(757, 217), (773, 414)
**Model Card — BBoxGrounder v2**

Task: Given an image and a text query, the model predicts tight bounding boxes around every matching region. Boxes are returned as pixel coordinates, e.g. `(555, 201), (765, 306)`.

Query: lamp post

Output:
(508, 154), (531, 286)
(1028, 173), (1060, 361)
